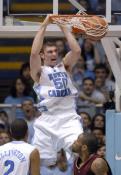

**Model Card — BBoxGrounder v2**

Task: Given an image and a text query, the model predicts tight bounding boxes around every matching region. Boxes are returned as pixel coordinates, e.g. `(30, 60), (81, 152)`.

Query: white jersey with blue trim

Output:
(33, 62), (78, 114)
(0, 141), (35, 175)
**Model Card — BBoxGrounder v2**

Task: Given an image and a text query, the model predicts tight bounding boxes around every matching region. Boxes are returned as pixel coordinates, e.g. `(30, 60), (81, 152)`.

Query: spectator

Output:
(81, 39), (100, 71)
(0, 110), (10, 130)
(20, 62), (37, 101)
(77, 78), (106, 109)
(4, 76), (34, 119)
(0, 130), (11, 145)
(92, 127), (105, 145)
(97, 144), (106, 158)
(21, 99), (38, 143)
(55, 39), (67, 63)
(79, 112), (92, 133)
(20, 62), (31, 82)
(72, 56), (95, 90)
(95, 77), (109, 101)
(91, 113), (105, 132)
(94, 63), (115, 91)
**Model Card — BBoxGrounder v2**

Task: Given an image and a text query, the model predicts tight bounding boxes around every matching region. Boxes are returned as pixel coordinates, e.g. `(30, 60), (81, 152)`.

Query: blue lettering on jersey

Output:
(4, 160), (14, 175)
(48, 88), (71, 97)
(34, 84), (45, 102)
(0, 150), (26, 163)
(48, 72), (71, 97)
(37, 103), (48, 112)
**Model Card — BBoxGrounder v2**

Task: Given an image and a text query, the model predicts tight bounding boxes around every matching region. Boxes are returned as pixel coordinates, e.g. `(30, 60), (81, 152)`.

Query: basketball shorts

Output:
(32, 112), (83, 166)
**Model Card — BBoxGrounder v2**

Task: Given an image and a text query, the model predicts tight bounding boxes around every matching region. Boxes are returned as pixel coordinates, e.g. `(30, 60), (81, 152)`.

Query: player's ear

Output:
(40, 52), (45, 61)
(82, 144), (88, 152)
(40, 51), (44, 57)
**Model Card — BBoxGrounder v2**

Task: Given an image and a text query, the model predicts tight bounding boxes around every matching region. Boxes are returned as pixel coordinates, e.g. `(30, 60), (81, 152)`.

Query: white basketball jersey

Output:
(33, 63), (78, 114)
(0, 141), (35, 175)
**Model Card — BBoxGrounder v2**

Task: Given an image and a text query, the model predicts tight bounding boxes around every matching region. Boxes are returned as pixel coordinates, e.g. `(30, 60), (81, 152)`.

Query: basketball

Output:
(71, 15), (108, 40)
(72, 25), (86, 34)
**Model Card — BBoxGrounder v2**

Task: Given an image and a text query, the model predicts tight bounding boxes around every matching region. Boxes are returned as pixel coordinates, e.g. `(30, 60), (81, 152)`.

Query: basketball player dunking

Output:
(30, 15), (83, 166)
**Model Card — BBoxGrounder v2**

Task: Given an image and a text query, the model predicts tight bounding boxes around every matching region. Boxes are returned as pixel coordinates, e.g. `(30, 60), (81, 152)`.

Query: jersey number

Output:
(4, 160), (14, 175)
(54, 78), (67, 89)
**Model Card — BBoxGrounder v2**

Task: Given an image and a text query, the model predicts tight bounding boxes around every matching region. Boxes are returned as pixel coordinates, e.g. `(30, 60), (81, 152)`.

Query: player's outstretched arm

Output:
(30, 15), (50, 82)
(91, 158), (109, 175)
(58, 24), (81, 71)
(30, 149), (40, 175)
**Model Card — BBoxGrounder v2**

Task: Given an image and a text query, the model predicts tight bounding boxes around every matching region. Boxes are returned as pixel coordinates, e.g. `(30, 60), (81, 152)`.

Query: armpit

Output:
(63, 61), (72, 73)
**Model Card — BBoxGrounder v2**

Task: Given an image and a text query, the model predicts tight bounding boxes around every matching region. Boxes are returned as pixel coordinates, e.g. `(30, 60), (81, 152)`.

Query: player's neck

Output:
(44, 64), (55, 68)
(79, 152), (90, 162)
(12, 138), (27, 142)
(44, 62), (57, 68)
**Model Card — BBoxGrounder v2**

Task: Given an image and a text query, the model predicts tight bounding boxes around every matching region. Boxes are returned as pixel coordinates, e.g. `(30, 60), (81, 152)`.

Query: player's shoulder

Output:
(91, 157), (109, 173)
(30, 148), (40, 161)
(0, 142), (11, 150)
(56, 62), (69, 71)
(56, 62), (64, 68)
(20, 141), (35, 148)
(15, 142), (36, 154)
(92, 157), (105, 164)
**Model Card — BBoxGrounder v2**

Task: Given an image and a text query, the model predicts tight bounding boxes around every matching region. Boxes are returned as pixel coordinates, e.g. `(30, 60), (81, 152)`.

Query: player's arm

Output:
(58, 24), (81, 71)
(30, 149), (40, 175)
(30, 15), (50, 82)
(91, 158), (109, 175)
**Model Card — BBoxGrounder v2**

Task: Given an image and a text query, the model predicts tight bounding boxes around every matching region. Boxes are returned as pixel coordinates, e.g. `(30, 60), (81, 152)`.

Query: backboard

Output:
(0, 0), (121, 38)
(7, 0), (108, 21)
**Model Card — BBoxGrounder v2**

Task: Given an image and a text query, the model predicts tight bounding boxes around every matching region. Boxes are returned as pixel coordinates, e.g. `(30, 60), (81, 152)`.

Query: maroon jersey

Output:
(74, 154), (112, 175)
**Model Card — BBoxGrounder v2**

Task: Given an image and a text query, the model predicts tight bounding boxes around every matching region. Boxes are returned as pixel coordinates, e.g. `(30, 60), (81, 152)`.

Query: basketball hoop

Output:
(50, 12), (108, 40)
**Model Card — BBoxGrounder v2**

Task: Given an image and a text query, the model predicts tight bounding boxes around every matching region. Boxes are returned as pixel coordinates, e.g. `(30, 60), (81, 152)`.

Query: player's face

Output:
(72, 134), (84, 154)
(43, 46), (58, 67)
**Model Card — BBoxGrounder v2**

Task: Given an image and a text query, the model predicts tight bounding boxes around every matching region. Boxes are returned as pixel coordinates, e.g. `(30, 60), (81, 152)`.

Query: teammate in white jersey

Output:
(30, 15), (83, 166)
(0, 119), (40, 175)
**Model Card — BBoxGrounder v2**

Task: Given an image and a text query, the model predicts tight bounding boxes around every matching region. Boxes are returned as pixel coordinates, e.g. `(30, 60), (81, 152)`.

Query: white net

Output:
(50, 12), (108, 40)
